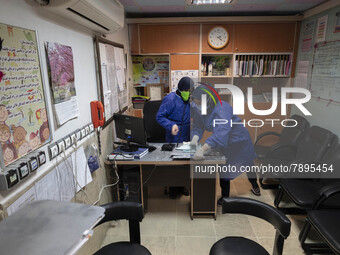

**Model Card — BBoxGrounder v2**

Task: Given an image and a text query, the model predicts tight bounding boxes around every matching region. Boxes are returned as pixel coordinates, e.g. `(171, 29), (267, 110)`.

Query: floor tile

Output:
(214, 213), (256, 237)
(175, 236), (217, 255)
(177, 212), (215, 236)
(248, 215), (276, 238)
(142, 236), (176, 255)
(141, 212), (177, 236)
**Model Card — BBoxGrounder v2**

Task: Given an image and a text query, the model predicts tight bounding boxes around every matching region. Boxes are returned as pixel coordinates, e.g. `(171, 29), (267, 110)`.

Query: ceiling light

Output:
(191, 0), (233, 5)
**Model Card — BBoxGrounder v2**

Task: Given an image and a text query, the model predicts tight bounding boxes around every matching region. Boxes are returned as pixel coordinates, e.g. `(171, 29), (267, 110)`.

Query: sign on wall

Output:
(0, 23), (50, 167)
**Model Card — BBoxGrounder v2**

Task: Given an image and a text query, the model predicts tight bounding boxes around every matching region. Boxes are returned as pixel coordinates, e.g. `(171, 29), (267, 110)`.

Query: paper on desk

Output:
(175, 144), (191, 151)
(72, 147), (93, 192)
(35, 170), (61, 201)
(56, 156), (76, 201)
(6, 187), (37, 216)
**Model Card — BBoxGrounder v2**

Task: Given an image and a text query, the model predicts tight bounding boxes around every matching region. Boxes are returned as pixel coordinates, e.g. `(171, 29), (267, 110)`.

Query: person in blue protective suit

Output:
(190, 84), (261, 204)
(156, 77), (193, 143)
(156, 77), (193, 198)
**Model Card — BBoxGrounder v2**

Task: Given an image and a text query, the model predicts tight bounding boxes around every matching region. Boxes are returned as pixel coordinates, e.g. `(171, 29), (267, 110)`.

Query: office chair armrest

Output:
(96, 201), (144, 226)
(266, 144), (298, 159)
(255, 132), (281, 145)
(312, 182), (340, 210)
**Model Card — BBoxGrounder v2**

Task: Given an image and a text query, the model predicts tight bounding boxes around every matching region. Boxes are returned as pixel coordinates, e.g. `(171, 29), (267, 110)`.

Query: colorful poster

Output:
(334, 12), (340, 33)
(316, 15), (328, 43)
(301, 20), (314, 53)
(132, 56), (169, 88)
(46, 42), (79, 125)
(0, 23), (50, 167)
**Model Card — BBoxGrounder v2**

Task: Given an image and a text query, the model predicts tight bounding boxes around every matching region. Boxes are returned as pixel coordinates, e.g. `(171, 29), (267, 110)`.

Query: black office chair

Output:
(143, 100), (166, 143)
(274, 142), (340, 214)
(93, 201), (151, 255)
(255, 115), (309, 159)
(299, 183), (340, 254)
(210, 197), (291, 255)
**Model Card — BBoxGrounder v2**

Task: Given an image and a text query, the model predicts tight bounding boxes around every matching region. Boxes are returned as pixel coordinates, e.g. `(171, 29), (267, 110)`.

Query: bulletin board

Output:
(0, 23), (51, 167)
(310, 40), (340, 103)
(95, 36), (127, 128)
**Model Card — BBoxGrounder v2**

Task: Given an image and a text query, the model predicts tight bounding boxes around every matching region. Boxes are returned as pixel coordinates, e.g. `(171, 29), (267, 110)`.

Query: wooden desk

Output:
(0, 200), (104, 255)
(106, 144), (225, 219)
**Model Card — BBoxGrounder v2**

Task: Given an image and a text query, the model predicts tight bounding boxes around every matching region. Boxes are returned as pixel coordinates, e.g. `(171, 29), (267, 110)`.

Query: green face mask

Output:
(181, 91), (190, 101)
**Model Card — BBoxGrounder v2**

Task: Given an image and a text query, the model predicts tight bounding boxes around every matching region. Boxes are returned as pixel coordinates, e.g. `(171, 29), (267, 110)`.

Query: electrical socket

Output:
(57, 139), (65, 153)
(48, 143), (59, 159)
(70, 133), (77, 145)
(64, 136), (71, 149)
(75, 129), (81, 141)
(85, 126), (90, 136)
(89, 124), (94, 133)
(80, 128), (86, 139)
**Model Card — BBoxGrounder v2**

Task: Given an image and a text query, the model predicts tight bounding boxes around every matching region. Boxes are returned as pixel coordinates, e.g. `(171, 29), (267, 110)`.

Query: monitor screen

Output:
(114, 113), (146, 146)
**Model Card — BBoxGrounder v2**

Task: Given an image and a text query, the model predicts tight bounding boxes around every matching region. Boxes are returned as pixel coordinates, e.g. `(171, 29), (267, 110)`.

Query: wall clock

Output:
(208, 26), (229, 49)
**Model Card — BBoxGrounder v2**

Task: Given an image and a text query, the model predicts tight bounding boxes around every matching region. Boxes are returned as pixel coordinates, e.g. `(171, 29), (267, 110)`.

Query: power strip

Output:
(107, 154), (134, 161)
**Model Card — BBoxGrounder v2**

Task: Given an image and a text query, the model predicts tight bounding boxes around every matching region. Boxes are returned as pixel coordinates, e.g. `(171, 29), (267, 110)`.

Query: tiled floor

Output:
(100, 175), (322, 255)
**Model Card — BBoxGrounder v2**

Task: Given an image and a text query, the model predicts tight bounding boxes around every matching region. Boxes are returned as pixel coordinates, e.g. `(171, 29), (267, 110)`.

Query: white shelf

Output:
(234, 75), (290, 78)
(201, 76), (233, 78)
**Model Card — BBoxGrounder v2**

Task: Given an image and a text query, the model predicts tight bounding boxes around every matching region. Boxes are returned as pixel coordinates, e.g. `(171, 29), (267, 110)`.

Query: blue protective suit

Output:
(156, 92), (190, 143)
(192, 101), (257, 180)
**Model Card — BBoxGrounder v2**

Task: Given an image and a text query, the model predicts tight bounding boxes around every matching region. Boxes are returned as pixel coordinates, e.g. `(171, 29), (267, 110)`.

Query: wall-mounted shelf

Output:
(234, 75), (290, 78)
(201, 76), (233, 78)
(234, 53), (292, 77)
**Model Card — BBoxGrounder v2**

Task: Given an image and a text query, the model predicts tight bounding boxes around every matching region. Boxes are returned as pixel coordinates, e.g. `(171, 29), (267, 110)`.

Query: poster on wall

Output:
(316, 15), (328, 43)
(171, 70), (199, 91)
(0, 23), (51, 167)
(334, 12), (340, 33)
(45, 42), (79, 126)
(132, 56), (169, 89)
(301, 20), (314, 53)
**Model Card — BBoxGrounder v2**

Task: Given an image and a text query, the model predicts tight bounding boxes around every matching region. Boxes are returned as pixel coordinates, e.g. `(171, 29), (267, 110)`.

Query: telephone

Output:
(90, 101), (105, 128)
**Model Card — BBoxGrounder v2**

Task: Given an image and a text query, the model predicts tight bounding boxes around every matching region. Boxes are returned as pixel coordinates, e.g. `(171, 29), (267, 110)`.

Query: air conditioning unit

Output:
(38, 0), (124, 34)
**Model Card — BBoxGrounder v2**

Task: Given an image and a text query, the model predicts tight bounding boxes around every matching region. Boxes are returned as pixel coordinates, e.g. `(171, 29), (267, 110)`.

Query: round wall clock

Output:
(208, 26), (229, 49)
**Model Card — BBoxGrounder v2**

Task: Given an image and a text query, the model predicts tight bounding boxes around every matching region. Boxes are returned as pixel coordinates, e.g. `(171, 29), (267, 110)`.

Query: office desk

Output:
(0, 200), (104, 255)
(106, 144), (225, 219)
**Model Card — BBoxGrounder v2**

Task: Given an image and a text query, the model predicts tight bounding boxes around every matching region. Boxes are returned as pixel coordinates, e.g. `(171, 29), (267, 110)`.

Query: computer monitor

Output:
(114, 113), (147, 152)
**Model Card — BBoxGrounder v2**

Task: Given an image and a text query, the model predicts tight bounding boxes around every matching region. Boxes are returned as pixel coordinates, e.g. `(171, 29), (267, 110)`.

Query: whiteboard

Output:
(310, 40), (340, 102)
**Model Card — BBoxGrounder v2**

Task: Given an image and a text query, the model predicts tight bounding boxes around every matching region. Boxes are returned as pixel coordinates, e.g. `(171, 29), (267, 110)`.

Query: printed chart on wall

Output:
(98, 42), (127, 121)
(310, 40), (340, 102)
(45, 42), (79, 126)
(171, 70), (198, 91)
(132, 56), (169, 89)
(0, 23), (51, 167)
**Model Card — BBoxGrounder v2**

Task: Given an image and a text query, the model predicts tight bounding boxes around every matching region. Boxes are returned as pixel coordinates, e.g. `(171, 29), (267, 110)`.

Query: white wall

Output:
(291, 5), (340, 138)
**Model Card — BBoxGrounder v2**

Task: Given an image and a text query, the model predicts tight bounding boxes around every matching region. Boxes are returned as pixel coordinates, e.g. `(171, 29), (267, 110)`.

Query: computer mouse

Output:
(161, 143), (175, 151)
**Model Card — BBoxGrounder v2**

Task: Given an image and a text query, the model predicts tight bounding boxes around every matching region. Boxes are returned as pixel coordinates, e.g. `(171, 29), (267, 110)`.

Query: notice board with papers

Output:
(95, 36), (127, 128)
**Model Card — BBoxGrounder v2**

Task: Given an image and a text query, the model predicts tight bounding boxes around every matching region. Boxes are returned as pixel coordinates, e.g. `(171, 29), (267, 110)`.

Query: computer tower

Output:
(118, 166), (141, 203)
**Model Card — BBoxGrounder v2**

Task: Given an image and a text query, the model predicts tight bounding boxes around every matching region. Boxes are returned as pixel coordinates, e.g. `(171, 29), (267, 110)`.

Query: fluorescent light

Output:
(191, 0), (232, 4)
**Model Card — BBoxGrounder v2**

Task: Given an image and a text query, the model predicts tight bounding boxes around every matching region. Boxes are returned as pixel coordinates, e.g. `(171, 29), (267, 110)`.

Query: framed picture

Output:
(145, 83), (165, 101)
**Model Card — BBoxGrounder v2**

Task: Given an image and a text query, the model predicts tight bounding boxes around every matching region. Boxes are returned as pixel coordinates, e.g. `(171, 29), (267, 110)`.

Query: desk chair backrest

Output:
(222, 197), (291, 255)
(321, 142), (340, 181)
(96, 201), (144, 244)
(143, 100), (166, 143)
(279, 115), (309, 144)
(296, 126), (337, 163)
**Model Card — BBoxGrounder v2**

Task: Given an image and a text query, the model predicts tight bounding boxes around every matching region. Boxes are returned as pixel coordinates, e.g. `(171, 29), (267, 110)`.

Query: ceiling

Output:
(120, 0), (329, 18)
